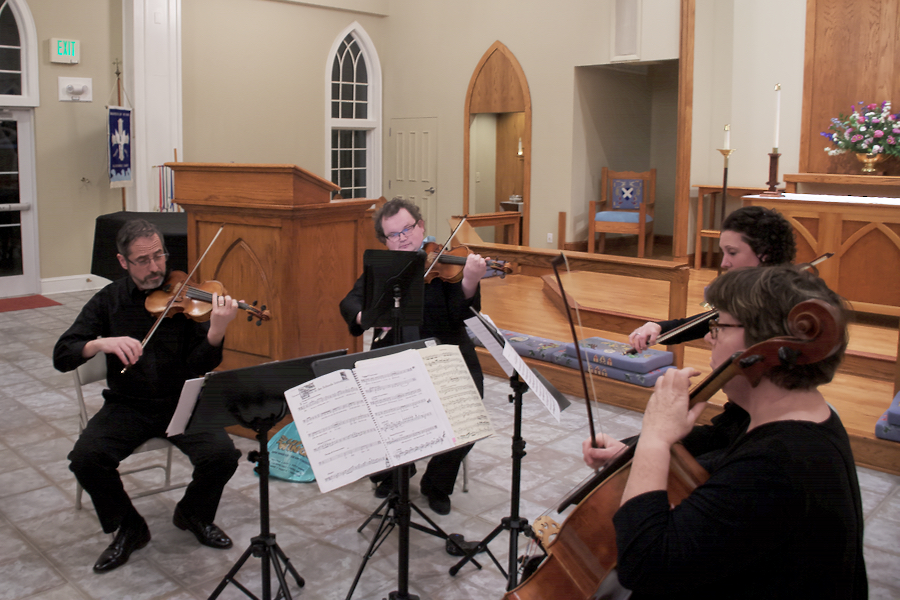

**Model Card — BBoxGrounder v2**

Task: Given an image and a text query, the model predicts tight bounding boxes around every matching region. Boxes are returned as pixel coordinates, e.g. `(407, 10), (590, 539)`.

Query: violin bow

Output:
(625, 253), (836, 355)
(121, 224), (226, 374)
(423, 214), (467, 280)
(551, 252), (600, 448)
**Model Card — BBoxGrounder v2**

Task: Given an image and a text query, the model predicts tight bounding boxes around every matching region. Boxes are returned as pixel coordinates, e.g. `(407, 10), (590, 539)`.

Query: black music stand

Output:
(449, 309), (569, 591)
(188, 350), (346, 600)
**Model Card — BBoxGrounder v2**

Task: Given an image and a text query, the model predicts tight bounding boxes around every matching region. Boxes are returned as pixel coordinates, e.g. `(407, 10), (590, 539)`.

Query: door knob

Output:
(425, 187), (435, 194)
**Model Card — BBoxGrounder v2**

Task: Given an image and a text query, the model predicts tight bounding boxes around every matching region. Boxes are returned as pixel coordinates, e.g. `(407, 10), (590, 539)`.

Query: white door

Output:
(0, 108), (38, 298)
(388, 117), (449, 241)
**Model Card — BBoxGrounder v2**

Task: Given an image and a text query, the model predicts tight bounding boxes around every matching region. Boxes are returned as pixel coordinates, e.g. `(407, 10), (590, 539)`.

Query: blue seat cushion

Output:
(594, 211), (653, 223)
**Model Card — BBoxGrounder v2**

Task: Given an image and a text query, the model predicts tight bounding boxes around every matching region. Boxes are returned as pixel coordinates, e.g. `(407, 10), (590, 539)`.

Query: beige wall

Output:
(30, 0), (123, 279)
(25, 0), (814, 284)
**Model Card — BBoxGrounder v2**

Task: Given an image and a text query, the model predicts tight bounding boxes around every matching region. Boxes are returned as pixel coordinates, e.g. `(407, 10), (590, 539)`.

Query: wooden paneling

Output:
(800, 0), (900, 175)
(170, 163), (376, 372)
(744, 194), (900, 316)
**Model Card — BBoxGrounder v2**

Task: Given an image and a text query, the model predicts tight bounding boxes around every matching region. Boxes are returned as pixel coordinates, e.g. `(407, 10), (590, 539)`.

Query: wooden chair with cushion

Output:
(73, 352), (187, 509)
(588, 168), (656, 258)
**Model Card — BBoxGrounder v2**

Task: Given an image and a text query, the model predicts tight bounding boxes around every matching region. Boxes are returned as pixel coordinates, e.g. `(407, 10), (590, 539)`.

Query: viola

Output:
(145, 270), (271, 324)
(502, 257), (844, 599)
(422, 242), (513, 283)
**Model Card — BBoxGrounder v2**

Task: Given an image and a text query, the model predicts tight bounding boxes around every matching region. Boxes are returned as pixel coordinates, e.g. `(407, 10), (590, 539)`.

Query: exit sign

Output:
(50, 38), (80, 64)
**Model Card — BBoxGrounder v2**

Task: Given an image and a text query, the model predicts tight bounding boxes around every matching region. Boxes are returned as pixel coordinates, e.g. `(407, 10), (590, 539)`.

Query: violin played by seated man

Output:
(583, 266), (867, 599)
(54, 219), (242, 574)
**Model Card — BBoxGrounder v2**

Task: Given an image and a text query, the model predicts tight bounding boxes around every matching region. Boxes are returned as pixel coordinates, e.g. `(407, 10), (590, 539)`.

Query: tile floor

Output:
(1, 290), (899, 599)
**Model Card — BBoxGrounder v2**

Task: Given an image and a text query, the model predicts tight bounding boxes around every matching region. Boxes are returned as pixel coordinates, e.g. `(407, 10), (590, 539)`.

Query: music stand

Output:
(450, 309), (569, 591)
(334, 249), (470, 600)
(188, 350), (346, 600)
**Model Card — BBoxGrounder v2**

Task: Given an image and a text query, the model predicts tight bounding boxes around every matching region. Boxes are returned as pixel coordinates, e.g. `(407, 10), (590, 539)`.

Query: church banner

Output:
(108, 106), (132, 188)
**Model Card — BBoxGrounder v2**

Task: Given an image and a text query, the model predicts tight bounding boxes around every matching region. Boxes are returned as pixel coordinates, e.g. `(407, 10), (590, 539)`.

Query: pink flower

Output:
(851, 134), (864, 142)
(868, 103), (879, 110)
(888, 136), (896, 145)
(875, 130), (885, 138)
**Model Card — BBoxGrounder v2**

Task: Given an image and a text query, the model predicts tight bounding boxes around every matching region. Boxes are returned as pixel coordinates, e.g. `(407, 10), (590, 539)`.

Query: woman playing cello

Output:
(584, 266), (866, 598)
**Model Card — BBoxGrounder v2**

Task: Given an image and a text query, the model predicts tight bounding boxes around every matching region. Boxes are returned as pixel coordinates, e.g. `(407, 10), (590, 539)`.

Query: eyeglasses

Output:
(385, 222), (419, 241)
(708, 318), (743, 340)
(127, 251), (169, 268)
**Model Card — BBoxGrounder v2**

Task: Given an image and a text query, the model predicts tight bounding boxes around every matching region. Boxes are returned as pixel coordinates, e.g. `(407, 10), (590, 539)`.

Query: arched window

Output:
(0, 0), (38, 107)
(326, 24), (381, 199)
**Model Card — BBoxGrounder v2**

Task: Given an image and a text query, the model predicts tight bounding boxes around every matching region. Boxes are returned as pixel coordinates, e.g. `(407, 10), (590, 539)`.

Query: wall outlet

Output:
(547, 233), (553, 244)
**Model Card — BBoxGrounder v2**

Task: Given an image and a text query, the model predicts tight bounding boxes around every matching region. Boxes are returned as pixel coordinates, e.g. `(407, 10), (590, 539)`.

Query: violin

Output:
(624, 252), (836, 355)
(145, 270), (271, 324)
(502, 297), (844, 599)
(422, 242), (513, 283)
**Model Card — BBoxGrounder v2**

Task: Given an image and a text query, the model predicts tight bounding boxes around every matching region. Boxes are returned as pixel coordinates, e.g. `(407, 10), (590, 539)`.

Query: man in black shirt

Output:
(54, 219), (241, 573)
(339, 198), (487, 515)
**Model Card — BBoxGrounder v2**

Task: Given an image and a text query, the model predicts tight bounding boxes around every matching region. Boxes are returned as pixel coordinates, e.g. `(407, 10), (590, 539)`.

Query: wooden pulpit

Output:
(169, 163), (377, 373)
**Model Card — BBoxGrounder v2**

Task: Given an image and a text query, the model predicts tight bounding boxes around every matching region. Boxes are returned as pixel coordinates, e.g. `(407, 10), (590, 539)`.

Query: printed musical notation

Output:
(284, 345), (494, 494)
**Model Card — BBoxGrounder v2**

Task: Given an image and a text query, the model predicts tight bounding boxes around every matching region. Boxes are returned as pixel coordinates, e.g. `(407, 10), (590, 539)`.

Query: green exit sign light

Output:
(50, 38), (80, 64)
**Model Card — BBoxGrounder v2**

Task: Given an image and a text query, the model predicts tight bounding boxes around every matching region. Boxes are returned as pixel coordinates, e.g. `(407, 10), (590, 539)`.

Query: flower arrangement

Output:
(821, 101), (900, 157)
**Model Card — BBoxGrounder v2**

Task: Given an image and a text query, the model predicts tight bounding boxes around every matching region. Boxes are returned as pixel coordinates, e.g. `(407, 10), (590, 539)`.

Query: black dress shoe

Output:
(93, 520), (151, 573)
(173, 506), (233, 549)
(374, 478), (394, 499)
(420, 480), (451, 515)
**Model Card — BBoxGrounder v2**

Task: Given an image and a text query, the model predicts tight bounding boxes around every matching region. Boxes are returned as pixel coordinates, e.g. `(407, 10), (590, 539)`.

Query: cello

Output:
(502, 261), (844, 599)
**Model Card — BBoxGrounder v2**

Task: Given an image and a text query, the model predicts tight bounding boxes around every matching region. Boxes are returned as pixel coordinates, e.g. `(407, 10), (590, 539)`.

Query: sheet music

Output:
(465, 313), (515, 377)
(354, 349), (455, 465)
(166, 377), (205, 437)
(417, 345), (494, 444)
(285, 346), (494, 493)
(285, 370), (390, 493)
(502, 341), (561, 422)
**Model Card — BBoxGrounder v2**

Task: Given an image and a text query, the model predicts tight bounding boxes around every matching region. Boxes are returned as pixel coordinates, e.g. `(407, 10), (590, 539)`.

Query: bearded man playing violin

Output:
(339, 197), (488, 515)
(583, 266), (866, 599)
(54, 219), (242, 573)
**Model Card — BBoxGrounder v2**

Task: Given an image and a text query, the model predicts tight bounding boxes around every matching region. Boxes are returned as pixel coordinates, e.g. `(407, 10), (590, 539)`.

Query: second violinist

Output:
(53, 219), (242, 574)
(339, 197), (488, 515)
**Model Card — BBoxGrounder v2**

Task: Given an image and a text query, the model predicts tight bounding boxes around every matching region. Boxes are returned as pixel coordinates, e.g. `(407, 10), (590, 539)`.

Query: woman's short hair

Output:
(373, 197), (423, 243)
(116, 219), (165, 257)
(722, 206), (797, 265)
(706, 265), (848, 390)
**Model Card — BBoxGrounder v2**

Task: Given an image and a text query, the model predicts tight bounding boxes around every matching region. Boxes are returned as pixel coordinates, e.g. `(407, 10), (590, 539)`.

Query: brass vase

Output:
(854, 152), (886, 174)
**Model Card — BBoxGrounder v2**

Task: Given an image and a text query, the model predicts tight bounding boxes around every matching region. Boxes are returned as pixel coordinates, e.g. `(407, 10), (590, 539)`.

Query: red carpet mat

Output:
(0, 295), (62, 313)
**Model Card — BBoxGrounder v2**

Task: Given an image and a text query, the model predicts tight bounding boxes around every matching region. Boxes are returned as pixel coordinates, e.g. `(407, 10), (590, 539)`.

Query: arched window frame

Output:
(0, 0), (39, 107)
(325, 22), (381, 199)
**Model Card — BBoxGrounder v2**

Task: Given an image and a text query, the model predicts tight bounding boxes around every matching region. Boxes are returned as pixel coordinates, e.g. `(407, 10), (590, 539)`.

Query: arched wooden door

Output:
(463, 41), (532, 245)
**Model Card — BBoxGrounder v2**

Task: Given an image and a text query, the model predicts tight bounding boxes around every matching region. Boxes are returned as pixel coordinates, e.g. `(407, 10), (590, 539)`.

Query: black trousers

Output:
(69, 400), (240, 533)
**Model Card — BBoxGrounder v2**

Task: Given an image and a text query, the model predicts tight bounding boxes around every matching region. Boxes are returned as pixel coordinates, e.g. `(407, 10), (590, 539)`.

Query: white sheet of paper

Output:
(502, 341), (561, 422)
(166, 377), (205, 437)
(417, 345), (494, 444)
(354, 349), (456, 465)
(285, 370), (390, 493)
(465, 314), (515, 377)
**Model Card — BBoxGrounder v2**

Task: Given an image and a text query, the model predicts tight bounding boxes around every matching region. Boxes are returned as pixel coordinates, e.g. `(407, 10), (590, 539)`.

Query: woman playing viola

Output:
(584, 266), (866, 599)
(629, 206), (796, 352)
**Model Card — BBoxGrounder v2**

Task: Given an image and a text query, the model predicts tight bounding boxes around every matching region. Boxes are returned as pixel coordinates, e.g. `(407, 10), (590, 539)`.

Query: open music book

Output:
(284, 344), (494, 493)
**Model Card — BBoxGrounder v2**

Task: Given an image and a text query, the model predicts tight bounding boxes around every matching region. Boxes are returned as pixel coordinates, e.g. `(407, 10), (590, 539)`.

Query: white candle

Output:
(724, 124), (730, 150)
(773, 83), (781, 150)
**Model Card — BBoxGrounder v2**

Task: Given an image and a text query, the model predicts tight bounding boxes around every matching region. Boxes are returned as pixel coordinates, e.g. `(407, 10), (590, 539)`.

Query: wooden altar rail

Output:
(462, 242), (691, 368)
